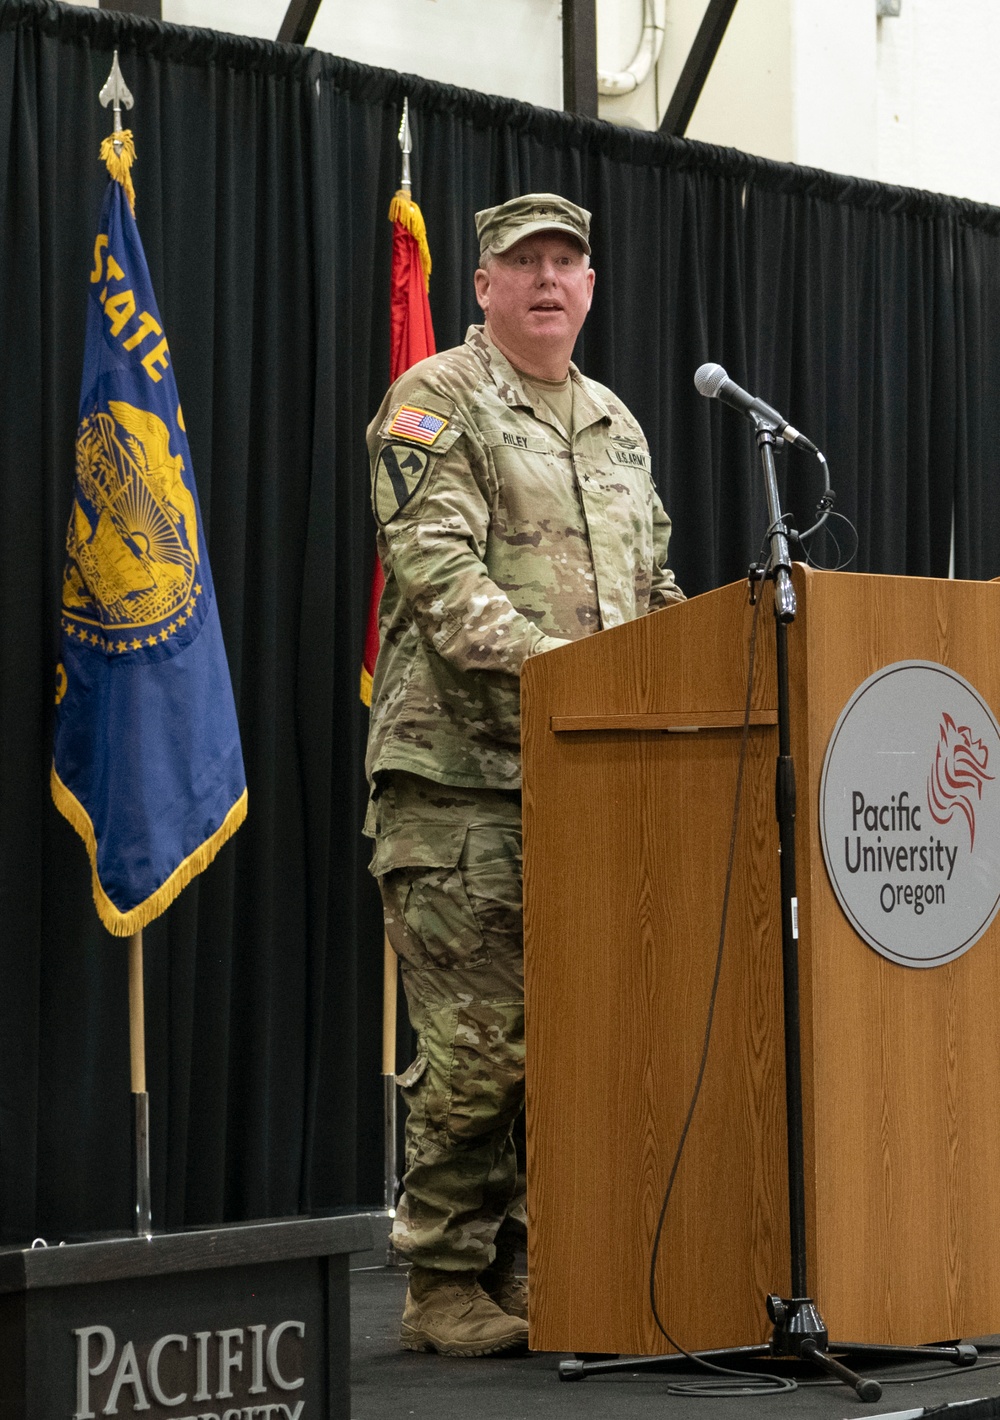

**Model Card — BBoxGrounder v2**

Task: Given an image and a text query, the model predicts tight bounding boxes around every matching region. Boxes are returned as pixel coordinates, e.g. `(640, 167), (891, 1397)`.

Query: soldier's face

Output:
(474, 233), (595, 364)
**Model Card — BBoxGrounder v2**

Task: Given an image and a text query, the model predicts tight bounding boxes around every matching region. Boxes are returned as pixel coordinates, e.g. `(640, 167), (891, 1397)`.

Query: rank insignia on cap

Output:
(387, 404), (449, 446)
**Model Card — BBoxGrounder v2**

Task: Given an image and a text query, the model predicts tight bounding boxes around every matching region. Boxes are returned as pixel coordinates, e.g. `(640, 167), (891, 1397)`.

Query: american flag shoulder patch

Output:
(387, 404), (449, 446)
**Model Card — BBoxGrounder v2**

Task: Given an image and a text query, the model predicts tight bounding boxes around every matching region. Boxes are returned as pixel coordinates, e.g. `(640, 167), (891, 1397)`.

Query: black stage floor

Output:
(350, 1264), (1000, 1420)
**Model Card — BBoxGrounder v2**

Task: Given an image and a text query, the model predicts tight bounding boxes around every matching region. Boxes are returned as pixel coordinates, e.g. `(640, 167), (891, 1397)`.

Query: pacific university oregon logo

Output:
(819, 661), (1000, 967)
(61, 400), (202, 655)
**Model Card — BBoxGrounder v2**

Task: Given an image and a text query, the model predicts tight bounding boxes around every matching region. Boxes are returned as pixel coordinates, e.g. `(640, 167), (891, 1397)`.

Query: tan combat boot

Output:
(480, 1221), (528, 1320)
(401, 1266), (529, 1357)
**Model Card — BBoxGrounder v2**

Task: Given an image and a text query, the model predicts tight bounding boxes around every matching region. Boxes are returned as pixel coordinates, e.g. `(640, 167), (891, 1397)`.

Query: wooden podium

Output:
(521, 565), (1000, 1356)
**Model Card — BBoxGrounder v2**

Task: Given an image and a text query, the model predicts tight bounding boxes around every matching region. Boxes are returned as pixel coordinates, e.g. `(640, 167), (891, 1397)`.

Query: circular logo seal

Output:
(819, 661), (1000, 968)
(61, 401), (203, 656)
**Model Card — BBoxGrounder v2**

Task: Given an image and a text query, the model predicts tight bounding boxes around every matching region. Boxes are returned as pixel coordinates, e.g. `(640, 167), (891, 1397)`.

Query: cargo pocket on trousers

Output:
(397, 1022), (457, 1143)
(395, 1052), (435, 1147)
(373, 826), (490, 970)
(447, 1001), (525, 1142)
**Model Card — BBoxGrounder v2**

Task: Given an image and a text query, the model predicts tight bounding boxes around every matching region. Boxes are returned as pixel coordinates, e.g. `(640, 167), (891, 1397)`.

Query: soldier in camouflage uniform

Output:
(365, 193), (684, 1357)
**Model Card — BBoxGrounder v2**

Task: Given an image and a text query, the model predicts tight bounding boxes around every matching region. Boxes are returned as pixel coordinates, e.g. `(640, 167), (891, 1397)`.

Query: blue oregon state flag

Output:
(52, 141), (247, 936)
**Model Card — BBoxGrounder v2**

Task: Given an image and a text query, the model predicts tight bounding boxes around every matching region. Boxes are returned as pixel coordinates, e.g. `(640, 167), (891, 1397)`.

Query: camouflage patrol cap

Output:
(475, 193), (592, 259)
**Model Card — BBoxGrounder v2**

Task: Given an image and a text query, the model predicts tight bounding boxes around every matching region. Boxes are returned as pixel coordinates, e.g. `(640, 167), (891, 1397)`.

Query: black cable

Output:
(795, 450), (833, 538)
(644, 558), (798, 1398)
(795, 508), (858, 571)
(784, 450), (860, 571)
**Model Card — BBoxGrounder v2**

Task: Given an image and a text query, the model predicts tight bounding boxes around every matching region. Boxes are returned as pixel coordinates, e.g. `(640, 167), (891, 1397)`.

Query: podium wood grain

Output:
(521, 567), (1000, 1355)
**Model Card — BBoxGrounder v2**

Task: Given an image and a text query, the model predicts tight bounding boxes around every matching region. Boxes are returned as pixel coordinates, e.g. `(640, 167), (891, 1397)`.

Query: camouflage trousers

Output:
(370, 771), (526, 1273)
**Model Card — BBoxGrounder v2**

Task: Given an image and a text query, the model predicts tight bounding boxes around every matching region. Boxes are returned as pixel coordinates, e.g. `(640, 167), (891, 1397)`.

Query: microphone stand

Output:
(752, 422), (877, 1396)
(560, 419), (980, 1399)
(747, 422), (983, 1396)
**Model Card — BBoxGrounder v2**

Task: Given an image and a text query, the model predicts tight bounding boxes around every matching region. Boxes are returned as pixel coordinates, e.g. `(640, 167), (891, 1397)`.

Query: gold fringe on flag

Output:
(388, 189), (432, 289)
(51, 764), (248, 937)
(99, 130), (137, 217)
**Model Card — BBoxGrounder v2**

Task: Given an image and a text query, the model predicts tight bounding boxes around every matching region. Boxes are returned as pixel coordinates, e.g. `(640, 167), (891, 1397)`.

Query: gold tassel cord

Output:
(388, 190), (432, 289)
(51, 764), (248, 936)
(360, 665), (373, 706)
(99, 130), (137, 216)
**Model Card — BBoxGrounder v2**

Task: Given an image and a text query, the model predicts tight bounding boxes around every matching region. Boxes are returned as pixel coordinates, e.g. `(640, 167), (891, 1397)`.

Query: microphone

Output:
(694, 362), (819, 454)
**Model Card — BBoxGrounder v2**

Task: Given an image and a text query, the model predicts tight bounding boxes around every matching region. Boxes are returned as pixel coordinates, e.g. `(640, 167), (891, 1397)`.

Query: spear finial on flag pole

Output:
(388, 99), (430, 288)
(99, 49), (134, 140)
(99, 51), (137, 214)
(398, 97), (412, 194)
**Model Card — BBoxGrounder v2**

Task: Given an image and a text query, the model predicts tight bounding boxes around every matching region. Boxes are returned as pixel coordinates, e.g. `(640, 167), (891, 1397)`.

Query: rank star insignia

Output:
(375, 443), (430, 524)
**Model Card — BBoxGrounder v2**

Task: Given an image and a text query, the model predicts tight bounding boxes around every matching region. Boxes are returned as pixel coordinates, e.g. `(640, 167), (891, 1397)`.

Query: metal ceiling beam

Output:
(659, 0), (740, 135)
(277, 0), (323, 45)
(563, 0), (598, 119)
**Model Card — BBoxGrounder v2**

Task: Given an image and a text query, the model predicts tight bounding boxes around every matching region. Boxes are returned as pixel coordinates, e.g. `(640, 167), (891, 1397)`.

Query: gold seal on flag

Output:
(62, 400), (200, 637)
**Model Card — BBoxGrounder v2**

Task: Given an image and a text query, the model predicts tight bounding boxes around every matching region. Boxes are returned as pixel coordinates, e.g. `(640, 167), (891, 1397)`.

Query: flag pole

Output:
(99, 52), (151, 1239)
(374, 98), (435, 1233)
(382, 936), (398, 1219)
(379, 101), (415, 1229)
(128, 930), (152, 1236)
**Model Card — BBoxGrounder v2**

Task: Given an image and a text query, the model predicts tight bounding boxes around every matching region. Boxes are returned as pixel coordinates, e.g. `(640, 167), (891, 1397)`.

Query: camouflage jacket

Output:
(365, 325), (684, 793)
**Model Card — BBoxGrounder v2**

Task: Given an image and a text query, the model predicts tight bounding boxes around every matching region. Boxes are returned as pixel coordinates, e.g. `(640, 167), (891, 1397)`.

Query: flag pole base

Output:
(383, 1072), (399, 1212)
(132, 1090), (152, 1237)
(383, 1072), (399, 1264)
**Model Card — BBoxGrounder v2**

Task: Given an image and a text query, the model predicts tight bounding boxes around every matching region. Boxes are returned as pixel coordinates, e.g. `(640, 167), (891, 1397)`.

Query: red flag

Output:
(361, 192), (436, 705)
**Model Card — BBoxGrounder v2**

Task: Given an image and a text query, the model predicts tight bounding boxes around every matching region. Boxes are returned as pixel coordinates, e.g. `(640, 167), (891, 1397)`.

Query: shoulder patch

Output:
(387, 404), (450, 446)
(374, 444), (429, 525)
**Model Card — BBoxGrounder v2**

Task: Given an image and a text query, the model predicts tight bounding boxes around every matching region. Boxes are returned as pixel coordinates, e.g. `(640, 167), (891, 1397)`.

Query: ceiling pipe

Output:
(597, 0), (666, 97)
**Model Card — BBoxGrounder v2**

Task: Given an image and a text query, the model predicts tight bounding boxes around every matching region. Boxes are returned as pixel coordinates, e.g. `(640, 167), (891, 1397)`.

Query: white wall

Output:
(65, 0), (564, 108)
(595, 0), (1000, 204)
(597, 0), (795, 156)
(791, 0), (876, 180)
(168, 0), (565, 109)
(674, 0), (794, 163)
(62, 0), (1000, 206)
(876, 1), (1000, 204)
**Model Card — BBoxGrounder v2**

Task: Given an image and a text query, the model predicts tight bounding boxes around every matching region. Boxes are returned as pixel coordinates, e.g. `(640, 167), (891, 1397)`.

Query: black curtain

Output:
(2, 0), (1000, 1241)
(0, 1), (384, 1239)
